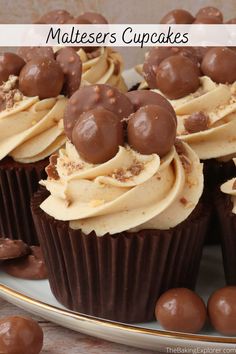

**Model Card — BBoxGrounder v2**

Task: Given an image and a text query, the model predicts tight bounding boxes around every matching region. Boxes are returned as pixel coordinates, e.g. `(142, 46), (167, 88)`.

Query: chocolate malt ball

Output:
(64, 84), (134, 140)
(0, 52), (25, 85)
(0, 238), (29, 260)
(3, 246), (48, 280)
(155, 288), (207, 333)
(19, 58), (64, 99)
(201, 47), (236, 84)
(0, 316), (43, 354)
(184, 112), (209, 134)
(72, 107), (124, 164)
(143, 47), (198, 89)
(156, 55), (200, 99)
(56, 47), (82, 97)
(127, 104), (176, 157)
(208, 286), (236, 335)
(160, 9), (195, 24)
(196, 7), (223, 22)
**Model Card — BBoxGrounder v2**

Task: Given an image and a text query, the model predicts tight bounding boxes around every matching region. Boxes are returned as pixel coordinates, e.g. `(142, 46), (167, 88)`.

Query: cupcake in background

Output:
(218, 161), (236, 285)
(0, 47), (82, 245)
(140, 46), (236, 184)
(32, 86), (208, 323)
(37, 9), (127, 92)
(137, 45), (236, 243)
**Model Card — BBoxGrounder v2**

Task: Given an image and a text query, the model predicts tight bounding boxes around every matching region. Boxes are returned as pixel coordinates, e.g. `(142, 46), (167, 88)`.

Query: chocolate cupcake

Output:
(217, 164), (236, 284)
(31, 85), (208, 323)
(0, 51), (74, 244)
(137, 44), (236, 243)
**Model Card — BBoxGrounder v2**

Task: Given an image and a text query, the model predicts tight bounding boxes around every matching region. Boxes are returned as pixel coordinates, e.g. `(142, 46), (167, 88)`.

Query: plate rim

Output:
(1, 283), (236, 345)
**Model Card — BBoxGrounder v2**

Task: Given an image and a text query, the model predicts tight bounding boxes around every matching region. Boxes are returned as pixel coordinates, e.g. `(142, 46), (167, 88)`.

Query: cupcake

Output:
(37, 9), (127, 92)
(31, 86), (208, 323)
(137, 45), (236, 243)
(218, 162), (236, 284)
(138, 46), (236, 182)
(0, 48), (82, 244)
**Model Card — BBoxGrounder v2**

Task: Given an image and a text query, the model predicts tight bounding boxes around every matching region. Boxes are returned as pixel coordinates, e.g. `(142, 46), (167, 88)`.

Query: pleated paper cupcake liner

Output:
(31, 189), (209, 323)
(216, 193), (236, 285)
(202, 159), (236, 245)
(0, 157), (48, 245)
(203, 158), (235, 191)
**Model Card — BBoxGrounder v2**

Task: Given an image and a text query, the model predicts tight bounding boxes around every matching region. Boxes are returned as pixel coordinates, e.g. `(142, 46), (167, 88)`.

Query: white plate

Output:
(1, 246), (236, 352)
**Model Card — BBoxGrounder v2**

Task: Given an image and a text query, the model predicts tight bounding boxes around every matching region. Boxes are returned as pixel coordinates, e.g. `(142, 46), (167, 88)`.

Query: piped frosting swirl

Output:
(40, 140), (203, 236)
(0, 76), (67, 163)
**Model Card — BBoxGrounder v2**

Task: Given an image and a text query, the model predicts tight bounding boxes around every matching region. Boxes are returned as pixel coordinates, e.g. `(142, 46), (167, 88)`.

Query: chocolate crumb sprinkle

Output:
(175, 139), (192, 173)
(111, 161), (144, 182)
(180, 197), (188, 205)
(180, 155), (192, 174)
(45, 154), (59, 180)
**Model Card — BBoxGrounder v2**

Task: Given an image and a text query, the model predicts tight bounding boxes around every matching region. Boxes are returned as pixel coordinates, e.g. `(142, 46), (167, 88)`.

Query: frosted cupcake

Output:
(137, 47), (236, 242)
(138, 47), (236, 184)
(0, 48), (82, 244)
(31, 86), (208, 323)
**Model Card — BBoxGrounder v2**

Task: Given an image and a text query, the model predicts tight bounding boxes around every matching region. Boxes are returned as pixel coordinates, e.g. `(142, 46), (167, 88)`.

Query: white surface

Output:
(1, 246), (235, 353)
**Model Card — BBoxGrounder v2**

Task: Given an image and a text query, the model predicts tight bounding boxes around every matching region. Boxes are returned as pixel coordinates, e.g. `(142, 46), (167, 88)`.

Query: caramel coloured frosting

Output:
(0, 76), (67, 163)
(40, 140), (203, 236)
(136, 65), (236, 159)
(77, 47), (127, 92)
(167, 76), (236, 160)
(137, 74), (236, 160)
(221, 158), (236, 213)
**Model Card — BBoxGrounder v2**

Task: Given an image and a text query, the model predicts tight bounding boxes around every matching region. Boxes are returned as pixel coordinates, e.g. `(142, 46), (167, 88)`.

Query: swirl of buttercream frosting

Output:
(40, 139), (203, 236)
(0, 77), (67, 163)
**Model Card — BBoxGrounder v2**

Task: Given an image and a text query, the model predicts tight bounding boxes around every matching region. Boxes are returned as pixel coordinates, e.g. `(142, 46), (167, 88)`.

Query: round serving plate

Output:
(0, 246), (235, 352)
